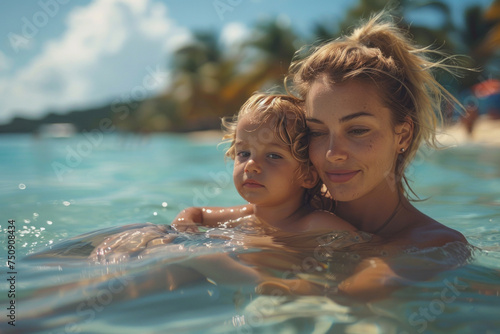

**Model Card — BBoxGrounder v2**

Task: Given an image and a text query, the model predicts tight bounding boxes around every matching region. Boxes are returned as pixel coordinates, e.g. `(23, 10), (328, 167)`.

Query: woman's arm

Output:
(171, 204), (253, 232)
(337, 229), (470, 301)
(182, 253), (263, 285)
(336, 256), (408, 300)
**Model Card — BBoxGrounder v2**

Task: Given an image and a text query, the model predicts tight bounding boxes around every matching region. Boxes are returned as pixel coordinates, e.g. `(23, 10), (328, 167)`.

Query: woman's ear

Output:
(395, 116), (414, 151)
(301, 165), (320, 189)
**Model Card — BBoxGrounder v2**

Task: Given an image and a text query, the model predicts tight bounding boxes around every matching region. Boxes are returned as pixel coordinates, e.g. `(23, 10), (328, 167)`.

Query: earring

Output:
(400, 148), (406, 153)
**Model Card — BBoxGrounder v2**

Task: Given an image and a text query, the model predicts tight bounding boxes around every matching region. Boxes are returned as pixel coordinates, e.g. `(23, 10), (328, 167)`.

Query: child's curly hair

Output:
(221, 93), (323, 206)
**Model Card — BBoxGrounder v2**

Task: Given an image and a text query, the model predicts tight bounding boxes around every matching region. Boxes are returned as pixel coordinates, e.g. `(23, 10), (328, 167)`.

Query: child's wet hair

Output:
(221, 93), (323, 205)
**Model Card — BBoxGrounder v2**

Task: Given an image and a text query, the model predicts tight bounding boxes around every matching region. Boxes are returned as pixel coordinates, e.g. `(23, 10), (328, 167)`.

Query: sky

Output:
(0, 0), (494, 125)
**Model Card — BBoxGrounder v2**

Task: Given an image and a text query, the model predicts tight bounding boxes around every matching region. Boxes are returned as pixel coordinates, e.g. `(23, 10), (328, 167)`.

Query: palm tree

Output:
(242, 18), (301, 89)
(140, 30), (237, 131)
(477, 0), (500, 60)
(462, 2), (500, 79)
(310, 0), (454, 47)
(148, 22), (299, 131)
(171, 18), (301, 130)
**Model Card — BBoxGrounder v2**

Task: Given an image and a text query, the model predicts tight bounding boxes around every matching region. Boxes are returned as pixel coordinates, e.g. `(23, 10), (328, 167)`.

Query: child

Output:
(171, 93), (357, 236)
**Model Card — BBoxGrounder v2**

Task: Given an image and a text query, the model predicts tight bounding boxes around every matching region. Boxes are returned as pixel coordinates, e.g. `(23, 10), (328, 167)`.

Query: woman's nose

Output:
(326, 138), (348, 162)
(244, 158), (261, 173)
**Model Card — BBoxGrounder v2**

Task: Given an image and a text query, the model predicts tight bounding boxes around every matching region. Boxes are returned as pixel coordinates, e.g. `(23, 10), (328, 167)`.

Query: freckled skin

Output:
(306, 78), (401, 204)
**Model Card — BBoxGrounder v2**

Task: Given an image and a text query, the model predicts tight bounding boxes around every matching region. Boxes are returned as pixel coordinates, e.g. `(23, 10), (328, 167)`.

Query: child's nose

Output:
(244, 158), (261, 173)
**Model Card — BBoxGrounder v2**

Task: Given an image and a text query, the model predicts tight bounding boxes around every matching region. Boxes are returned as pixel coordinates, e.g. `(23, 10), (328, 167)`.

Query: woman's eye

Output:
(349, 128), (370, 135)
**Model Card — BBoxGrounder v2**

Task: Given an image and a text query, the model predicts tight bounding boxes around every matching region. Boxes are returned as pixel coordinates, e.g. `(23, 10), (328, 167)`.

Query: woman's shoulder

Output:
(393, 210), (468, 248)
(415, 219), (467, 245)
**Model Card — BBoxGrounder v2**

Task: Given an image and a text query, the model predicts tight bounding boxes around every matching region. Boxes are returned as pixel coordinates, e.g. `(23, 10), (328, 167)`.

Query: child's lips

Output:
(243, 179), (264, 188)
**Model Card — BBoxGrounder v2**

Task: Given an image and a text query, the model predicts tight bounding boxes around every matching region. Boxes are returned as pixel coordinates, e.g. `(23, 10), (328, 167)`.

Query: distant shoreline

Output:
(187, 130), (223, 141)
(2, 116), (499, 148)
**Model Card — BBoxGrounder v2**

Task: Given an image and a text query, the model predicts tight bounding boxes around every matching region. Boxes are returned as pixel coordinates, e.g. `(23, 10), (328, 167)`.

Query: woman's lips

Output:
(325, 170), (360, 183)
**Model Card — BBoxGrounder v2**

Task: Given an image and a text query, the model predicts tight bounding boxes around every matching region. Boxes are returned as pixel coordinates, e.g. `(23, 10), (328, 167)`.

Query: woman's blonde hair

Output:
(286, 11), (464, 199)
(222, 93), (323, 205)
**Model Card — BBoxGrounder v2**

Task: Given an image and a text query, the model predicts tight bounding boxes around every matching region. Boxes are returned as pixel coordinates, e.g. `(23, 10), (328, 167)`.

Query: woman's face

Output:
(305, 77), (406, 202)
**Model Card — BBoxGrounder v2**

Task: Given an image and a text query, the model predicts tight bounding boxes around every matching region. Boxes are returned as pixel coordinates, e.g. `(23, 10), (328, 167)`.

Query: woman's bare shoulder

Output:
(393, 210), (468, 248)
(416, 220), (467, 245)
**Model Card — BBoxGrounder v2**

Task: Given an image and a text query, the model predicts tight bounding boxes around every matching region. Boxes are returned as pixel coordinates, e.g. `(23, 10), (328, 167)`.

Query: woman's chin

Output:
(324, 186), (363, 202)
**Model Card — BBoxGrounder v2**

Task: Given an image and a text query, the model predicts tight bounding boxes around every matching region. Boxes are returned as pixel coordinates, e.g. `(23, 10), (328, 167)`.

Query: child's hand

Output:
(170, 207), (203, 232)
(171, 218), (200, 232)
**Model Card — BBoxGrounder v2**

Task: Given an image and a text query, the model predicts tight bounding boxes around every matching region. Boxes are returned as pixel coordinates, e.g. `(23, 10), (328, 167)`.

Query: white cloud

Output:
(220, 22), (249, 51)
(0, 0), (191, 123)
(0, 51), (11, 71)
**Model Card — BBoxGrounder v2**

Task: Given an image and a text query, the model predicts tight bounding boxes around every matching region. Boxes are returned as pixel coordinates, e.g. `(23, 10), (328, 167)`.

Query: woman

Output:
(287, 11), (471, 298)
(286, 11), (467, 245)
(173, 11), (469, 300)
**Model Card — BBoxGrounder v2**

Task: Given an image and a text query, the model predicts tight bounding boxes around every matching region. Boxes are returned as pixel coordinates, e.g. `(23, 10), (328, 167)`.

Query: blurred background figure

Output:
(460, 78), (500, 136)
(472, 78), (500, 120)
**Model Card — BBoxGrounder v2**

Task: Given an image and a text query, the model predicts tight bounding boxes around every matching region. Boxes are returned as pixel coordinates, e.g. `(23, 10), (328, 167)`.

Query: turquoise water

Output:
(1, 133), (500, 333)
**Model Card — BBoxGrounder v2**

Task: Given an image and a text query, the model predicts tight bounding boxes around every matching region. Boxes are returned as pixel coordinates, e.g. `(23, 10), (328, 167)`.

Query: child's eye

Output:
(267, 153), (282, 159)
(349, 128), (370, 135)
(236, 151), (250, 158)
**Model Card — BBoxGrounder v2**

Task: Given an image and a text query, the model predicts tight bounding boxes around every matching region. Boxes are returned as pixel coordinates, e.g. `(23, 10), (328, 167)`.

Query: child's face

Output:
(232, 115), (315, 207)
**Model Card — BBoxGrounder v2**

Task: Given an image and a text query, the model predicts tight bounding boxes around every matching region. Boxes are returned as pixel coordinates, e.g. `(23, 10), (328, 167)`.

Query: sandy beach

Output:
(438, 116), (500, 147)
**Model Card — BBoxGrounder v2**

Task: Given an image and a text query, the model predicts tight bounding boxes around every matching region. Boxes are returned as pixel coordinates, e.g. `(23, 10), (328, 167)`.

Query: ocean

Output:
(1, 132), (499, 333)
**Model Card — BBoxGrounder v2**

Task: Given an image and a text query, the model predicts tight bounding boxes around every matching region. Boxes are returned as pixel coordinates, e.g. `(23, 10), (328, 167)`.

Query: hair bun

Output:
(348, 13), (407, 61)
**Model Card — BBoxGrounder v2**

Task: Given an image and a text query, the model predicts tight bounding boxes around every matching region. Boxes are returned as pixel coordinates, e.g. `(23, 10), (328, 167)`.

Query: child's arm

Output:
(171, 204), (253, 232)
